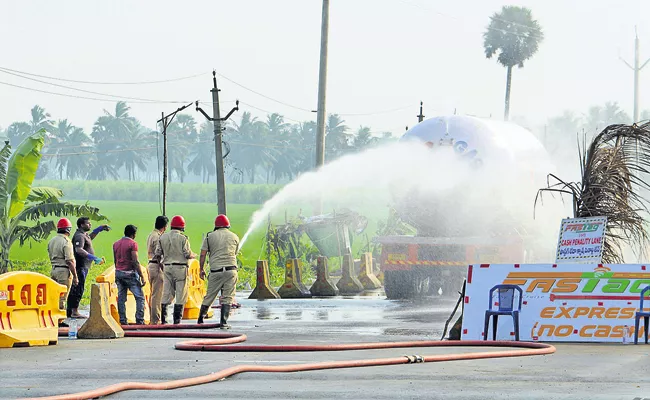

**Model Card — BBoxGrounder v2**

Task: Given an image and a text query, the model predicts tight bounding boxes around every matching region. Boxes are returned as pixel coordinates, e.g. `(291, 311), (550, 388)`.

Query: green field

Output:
(11, 200), (389, 302)
(11, 201), (267, 267)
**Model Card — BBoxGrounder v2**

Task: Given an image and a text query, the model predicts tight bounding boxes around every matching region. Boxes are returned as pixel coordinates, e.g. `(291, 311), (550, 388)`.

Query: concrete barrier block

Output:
(336, 254), (364, 295)
(309, 256), (339, 296)
(278, 259), (312, 298)
(249, 260), (280, 299)
(358, 253), (382, 290)
(78, 283), (124, 339)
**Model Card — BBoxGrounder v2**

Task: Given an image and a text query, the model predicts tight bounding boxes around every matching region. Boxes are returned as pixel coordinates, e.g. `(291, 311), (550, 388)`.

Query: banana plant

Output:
(0, 130), (107, 273)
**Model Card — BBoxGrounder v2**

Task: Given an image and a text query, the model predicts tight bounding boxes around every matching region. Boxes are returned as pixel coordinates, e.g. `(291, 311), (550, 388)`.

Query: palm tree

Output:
(59, 127), (93, 179)
(0, 130), (107, 273)
(483, 6), (544, 120)
(188, 122), (216, 183)
(325, 114), (350, 159)
(583, 103), (630, 134)
(28, 105), (54, 135)
(6, 122), (31, 148)
(166, 114), (197, 183)
(114, 124), (149, 181)
(92, 101), (136, 143)
(52, 120), (75, 180)
(352, 126), (377, 150)
(228, 112), (275, 183)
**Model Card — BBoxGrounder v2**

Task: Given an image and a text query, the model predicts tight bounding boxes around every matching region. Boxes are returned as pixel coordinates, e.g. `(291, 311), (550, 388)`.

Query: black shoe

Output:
(173, 304), (184, 325)
(197, 305), (210, 324)
(161, 304), (169, 325)
(220, 304), (231, 330)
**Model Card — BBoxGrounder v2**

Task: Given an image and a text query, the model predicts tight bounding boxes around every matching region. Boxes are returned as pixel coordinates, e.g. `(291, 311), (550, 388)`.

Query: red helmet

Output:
(214, 214), (230, 228)
(170, 215), (186, 229)
(57, 218), (72, 229)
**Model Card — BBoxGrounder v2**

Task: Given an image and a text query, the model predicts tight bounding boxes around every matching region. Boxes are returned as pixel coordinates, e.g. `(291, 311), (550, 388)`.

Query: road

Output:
(2, 293), (649, 400)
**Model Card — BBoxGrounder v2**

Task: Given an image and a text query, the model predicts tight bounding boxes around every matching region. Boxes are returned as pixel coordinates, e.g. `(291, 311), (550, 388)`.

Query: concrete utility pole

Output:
(417, 101), (425, 123)
(315, 0), (330, 169)
(157, 102), (193, 216)
(196, 71), (239, 215)
(620, 27), (650, 123)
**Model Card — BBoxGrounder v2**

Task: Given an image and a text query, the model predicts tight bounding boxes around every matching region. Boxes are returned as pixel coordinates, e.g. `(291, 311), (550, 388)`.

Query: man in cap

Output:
(197, 214), (239, 329)
(68, 217), (110, 319)
(147, 216), (168, 324)
(48, 218), (78, 327)
(113, 224), (145, 325)
(153, 215), (196, 324)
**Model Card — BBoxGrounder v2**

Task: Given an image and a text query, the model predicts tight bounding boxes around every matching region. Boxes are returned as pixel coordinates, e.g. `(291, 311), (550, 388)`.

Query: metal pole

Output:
(211, 72), (227, 215)
(315, 0), (330, 169)
(162, 112), (168, 217)
(634, 31), (640, 123)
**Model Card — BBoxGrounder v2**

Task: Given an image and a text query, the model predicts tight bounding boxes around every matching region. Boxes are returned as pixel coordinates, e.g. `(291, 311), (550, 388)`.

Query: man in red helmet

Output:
(196, 214), (240, 329)
(153, 215), (196, 324)
(48, 218), (78, 327)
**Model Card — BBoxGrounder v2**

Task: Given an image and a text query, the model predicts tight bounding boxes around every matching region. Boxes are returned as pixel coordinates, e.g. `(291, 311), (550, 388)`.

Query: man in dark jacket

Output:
(68, 216), (109, 318)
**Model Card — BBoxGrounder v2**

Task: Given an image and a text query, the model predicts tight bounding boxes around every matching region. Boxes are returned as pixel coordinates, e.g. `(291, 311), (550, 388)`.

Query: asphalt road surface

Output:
(2, 293), (649, 400)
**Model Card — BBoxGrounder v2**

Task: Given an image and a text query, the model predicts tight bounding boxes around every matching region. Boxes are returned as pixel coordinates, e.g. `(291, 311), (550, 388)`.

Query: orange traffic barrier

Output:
(357, 253), (381, 290)
(278, 258), (311, 298)
(184, 259), (214, 319)
(0, 271), (66, 348)
(337, 254), (364, 295)
(249, 260), (280, 299)
(96, 265), (151, 325)
(309, 256), (339, 296)
(77, 283), (124, 339)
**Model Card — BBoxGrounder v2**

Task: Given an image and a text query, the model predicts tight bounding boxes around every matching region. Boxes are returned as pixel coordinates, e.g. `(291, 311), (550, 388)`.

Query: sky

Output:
(1, 0), (649, 136)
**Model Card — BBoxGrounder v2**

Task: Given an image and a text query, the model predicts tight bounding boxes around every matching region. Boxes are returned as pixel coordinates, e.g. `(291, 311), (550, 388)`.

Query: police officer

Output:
(48, 218), (78, 327)
(68, 217), (109, 319)
(147, 216), (168, 324)
(153, 215), (196, 324)
(197, 214), (239, 329)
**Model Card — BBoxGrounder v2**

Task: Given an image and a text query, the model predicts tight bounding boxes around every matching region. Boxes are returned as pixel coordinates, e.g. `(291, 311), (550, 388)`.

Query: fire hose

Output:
(24, 325), (556, 400)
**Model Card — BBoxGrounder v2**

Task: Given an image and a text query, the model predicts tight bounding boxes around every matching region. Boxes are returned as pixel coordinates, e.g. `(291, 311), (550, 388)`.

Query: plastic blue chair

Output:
(483, 284), (523, 341)
(634, 286), (650, 344)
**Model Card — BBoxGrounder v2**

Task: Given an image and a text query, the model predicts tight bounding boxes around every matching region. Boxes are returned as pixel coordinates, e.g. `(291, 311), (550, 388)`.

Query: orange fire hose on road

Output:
(25, 326), (556, 400)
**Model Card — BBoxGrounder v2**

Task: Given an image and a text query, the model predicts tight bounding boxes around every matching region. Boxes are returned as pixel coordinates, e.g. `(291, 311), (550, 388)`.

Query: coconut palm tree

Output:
(325, 114), (350, 159)
(537, 121), (650, 263)
(352, 126), (377, 150)
(0, 130), (107, 273)
(483, 6), (544, 120)
(188, 122), (216, 183)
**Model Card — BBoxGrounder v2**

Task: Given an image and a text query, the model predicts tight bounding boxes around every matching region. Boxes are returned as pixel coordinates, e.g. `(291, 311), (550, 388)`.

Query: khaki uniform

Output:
(146, 229), (164, 324)
(155, 230), (192, 305)
(48, 234), (75, 302)
(201, 229), (240, 306)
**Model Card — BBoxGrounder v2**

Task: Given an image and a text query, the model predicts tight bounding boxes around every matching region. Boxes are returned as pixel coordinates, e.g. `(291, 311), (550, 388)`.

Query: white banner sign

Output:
(555, 217), (606, 263)
(461, 263), (650, 342)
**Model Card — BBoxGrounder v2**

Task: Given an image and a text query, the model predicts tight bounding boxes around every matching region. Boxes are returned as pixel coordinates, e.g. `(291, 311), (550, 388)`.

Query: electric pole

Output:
(315, 0), (330, 169)
(417, 101), (425, 123)
(620, 27), (650, 123)
(196, 71), (239, 215)
(157, 102), (193, 216)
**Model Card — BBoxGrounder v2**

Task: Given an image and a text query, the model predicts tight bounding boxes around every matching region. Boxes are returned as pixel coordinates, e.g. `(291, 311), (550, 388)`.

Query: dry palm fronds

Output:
(536, 122), (650, 263)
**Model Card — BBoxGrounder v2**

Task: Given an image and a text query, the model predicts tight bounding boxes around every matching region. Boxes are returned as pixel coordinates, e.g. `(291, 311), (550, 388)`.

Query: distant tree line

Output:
(0, 102), (397, 184)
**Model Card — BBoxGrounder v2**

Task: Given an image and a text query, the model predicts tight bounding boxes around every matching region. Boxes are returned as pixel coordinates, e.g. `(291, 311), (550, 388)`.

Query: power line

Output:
(0, 80), (190, 104)
(216, 73), (313, 113)
(0, 66), (209, 85)
(0, 68), (193, 104)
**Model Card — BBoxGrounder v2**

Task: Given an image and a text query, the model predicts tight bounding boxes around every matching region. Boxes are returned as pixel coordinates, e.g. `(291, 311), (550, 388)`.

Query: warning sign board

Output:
(555, 217), (606, 263)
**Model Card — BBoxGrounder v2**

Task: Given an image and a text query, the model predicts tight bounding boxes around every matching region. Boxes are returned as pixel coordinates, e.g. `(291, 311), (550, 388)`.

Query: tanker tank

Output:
(378, 115), (559, 298)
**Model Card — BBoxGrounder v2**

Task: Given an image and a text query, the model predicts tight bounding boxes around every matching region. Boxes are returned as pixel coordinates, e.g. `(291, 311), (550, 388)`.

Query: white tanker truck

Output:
(376, 115), (559, 299)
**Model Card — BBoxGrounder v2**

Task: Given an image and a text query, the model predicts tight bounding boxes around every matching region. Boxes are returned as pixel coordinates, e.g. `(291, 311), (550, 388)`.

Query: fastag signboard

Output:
(461, 263), (650, 342)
